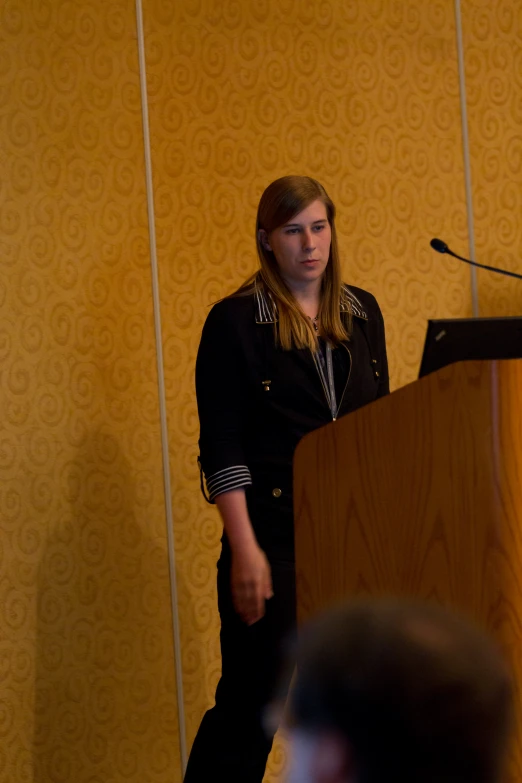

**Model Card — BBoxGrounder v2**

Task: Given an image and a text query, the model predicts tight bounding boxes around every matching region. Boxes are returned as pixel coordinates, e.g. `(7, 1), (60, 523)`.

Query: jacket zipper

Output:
(312, 343), (352, 421)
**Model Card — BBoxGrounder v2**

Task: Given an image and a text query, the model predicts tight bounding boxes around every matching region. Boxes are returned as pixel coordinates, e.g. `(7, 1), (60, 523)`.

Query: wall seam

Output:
(454, 0), (480, 317)
(135, 0), (188, 772)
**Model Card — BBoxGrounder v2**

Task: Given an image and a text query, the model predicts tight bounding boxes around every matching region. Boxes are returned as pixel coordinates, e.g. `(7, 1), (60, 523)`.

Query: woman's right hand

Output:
(230, 541), (273, 625)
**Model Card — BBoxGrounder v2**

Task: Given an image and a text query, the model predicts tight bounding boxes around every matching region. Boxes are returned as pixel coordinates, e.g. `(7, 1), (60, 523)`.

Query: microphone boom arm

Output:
(430, 239), (522, 281)
(448, 250), (522, 281)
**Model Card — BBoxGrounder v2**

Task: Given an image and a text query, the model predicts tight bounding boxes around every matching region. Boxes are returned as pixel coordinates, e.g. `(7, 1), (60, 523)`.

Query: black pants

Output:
(183, 548), (296, 783)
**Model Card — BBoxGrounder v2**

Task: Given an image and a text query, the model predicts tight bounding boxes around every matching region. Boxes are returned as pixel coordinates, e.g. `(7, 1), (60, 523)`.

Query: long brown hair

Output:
(236, 175), (351, 351)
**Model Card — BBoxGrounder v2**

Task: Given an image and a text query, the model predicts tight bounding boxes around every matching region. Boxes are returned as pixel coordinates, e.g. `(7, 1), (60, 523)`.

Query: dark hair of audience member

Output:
(287, 599), (513, 783)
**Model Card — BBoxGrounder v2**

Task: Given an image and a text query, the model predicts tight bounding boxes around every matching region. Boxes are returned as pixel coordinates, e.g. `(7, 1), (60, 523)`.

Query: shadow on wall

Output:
(33, 431), (181, 783)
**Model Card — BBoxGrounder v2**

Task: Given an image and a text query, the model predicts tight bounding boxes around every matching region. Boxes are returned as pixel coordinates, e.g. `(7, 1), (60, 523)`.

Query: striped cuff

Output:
(206, 465), (252, 502)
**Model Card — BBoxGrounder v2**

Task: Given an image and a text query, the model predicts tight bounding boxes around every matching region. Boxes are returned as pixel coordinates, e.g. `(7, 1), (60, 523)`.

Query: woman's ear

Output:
(258, 229), (272, 252)
(311, 732), (354, 783)
(288, 730), (354, 783)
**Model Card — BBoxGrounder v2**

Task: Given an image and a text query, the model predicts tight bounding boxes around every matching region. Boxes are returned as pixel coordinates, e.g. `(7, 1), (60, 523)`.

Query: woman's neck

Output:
(286, 280), (322, 319)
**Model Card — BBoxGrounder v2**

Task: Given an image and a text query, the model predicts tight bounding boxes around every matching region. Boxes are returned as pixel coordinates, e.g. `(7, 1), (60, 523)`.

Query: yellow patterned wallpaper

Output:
(0, 2), (180, 782)
(462, 0), (522, 317)
(2, 1), (521, 782)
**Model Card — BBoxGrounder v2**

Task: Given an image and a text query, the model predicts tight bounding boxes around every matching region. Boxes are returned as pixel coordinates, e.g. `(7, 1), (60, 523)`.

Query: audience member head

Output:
(286, 599), (513, 783)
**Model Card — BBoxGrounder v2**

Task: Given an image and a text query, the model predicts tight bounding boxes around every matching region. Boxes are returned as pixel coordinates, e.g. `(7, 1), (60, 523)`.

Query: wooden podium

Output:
(294, 360), (522, 774)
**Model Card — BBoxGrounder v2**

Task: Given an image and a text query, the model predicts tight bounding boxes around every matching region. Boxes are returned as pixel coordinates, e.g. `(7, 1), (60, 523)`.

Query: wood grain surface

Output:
(294, 359), (522, 780)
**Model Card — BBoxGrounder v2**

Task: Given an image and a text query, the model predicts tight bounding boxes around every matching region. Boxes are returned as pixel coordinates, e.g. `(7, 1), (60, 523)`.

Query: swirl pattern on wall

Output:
(462, 0), (522, 317)
(3, 1), (520, 781)
(1, 2), (180, 781)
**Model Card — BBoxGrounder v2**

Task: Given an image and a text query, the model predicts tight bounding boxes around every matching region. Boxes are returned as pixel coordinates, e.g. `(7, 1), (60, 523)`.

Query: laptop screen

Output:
(419, 317), (522, 378)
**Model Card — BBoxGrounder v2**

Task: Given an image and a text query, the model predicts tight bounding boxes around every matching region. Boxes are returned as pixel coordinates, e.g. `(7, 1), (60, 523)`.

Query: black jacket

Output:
(196, 283), (389, 556)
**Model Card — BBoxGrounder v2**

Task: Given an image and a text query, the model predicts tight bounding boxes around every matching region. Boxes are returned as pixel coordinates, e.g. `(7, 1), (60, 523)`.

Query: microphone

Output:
(430, 238), (522, 281)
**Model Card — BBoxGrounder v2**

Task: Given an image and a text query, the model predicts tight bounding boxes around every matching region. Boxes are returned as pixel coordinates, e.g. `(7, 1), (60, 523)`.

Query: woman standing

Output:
(184, 176), (389, 782)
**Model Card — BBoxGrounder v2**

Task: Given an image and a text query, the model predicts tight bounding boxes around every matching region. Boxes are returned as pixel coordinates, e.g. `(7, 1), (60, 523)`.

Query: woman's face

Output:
(260, 199), (332, 292)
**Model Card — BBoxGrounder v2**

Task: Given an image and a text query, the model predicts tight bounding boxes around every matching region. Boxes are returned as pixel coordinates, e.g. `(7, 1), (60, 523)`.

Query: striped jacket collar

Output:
(254, 282), (368, 324)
